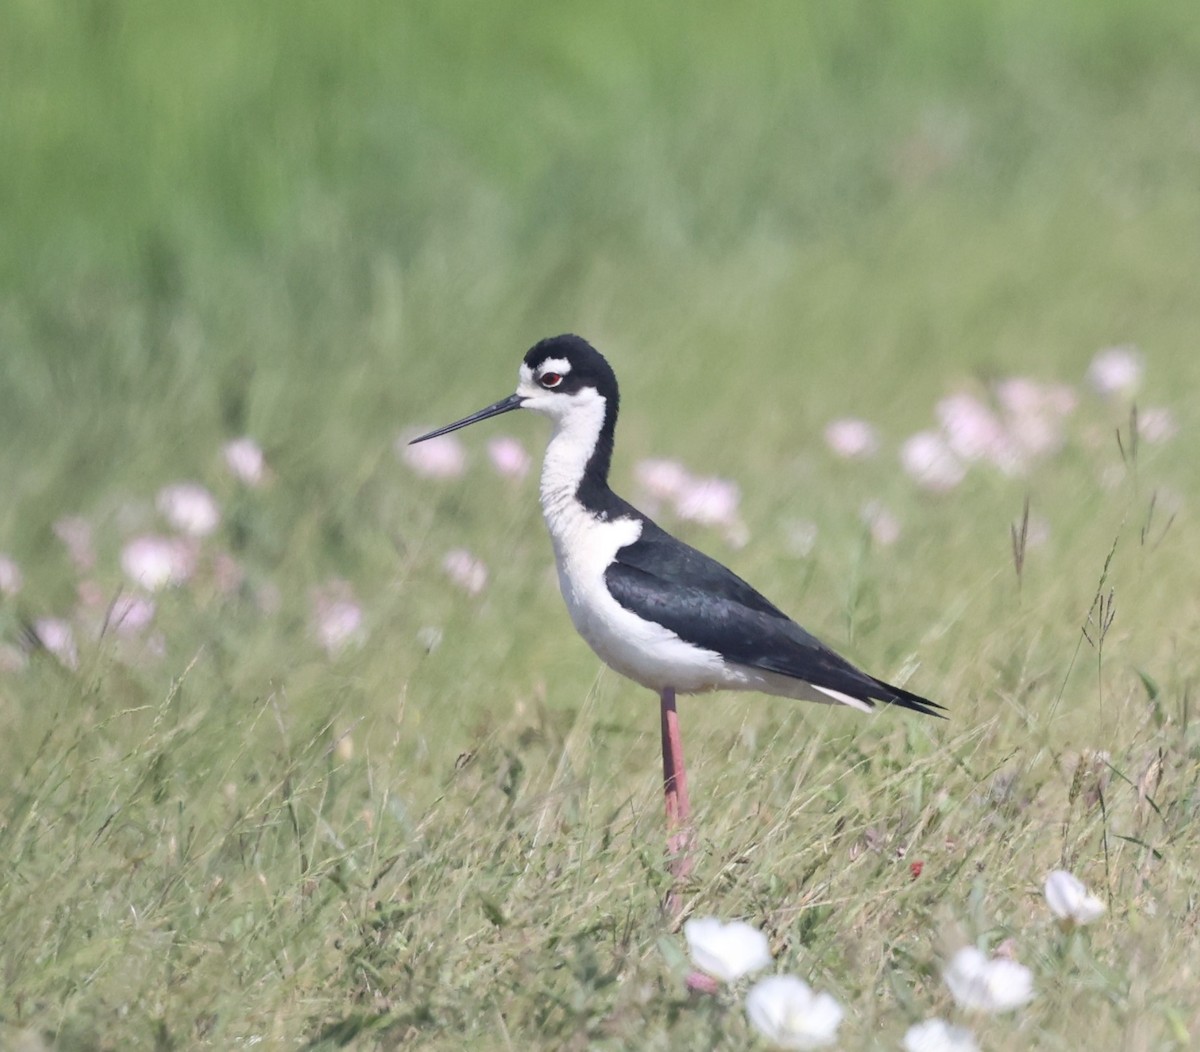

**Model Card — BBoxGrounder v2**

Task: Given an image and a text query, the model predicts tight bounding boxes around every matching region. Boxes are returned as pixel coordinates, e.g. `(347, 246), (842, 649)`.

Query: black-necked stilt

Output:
(410, 334), (943, 911)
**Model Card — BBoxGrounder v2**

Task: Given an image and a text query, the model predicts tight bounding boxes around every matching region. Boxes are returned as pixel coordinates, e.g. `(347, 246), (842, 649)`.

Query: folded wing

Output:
(606, 525), (944, 718)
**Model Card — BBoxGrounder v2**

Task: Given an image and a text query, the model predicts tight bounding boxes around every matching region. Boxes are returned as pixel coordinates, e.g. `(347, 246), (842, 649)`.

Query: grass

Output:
(2, 0), (1200, 1047)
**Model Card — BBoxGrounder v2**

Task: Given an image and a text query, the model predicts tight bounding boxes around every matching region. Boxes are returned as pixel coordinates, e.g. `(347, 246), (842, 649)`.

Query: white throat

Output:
(538, 390), (608, 537)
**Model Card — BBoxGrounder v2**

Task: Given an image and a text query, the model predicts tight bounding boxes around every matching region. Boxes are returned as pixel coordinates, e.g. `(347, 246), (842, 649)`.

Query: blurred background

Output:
(4, 0), (1199, 764)
(4, 0), (1200, 764)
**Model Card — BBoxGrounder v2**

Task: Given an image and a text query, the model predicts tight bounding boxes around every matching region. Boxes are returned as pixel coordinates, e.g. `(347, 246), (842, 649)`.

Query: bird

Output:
(409, 334), (943, 912)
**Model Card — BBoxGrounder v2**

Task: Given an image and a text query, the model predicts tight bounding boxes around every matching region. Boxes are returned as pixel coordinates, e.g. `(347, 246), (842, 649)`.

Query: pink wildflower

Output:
(108, 593), (156, 636)
(310, 581), (366, 656)
(634, 458), (693, 504)
(157, 483), (221, 537)
(936, 394), (1005, 463)
(486, 436), (531, 479)
(223, 437), (267, 486)
(121, 535), (197, 591)
(35, 617), (78, 669)
(399, 433), (466, 479)
(442, 549), (488, 595)
(823, 418), (880, 460)
(676, 477), (741, 527)
(900, 432), (965, 492)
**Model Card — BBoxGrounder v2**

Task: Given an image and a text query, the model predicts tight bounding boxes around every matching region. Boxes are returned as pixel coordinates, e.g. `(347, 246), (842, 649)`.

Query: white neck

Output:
(538, 391), (607, 538)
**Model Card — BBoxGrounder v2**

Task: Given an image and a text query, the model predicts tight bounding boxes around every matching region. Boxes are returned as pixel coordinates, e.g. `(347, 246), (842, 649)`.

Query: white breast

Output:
(536, 392), (728, 693)
(544, 502), (729, 691)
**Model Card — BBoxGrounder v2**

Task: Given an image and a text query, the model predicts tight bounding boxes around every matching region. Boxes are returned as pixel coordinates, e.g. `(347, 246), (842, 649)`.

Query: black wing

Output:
(606, 533), (944, 718)
(611, 516), (788, 618)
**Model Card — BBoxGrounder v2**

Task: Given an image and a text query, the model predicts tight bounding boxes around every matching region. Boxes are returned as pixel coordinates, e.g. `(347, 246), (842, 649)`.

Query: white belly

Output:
(544, 509), (875, 709)
(543, 509), (721, 692)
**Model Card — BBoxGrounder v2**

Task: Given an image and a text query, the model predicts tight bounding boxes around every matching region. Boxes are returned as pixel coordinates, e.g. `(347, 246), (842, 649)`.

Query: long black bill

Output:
(408, 393), (525, 444)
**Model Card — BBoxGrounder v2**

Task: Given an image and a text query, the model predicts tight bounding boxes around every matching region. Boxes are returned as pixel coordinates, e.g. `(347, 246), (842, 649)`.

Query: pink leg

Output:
(660, 686), (694, 915)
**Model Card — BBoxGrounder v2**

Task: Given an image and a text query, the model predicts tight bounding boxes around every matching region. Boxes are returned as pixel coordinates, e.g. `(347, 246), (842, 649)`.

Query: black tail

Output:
(876, 678), (946, 719)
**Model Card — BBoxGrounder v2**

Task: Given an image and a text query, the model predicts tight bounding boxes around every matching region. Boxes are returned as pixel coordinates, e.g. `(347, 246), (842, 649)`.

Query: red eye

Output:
(540, 372), (563, 388)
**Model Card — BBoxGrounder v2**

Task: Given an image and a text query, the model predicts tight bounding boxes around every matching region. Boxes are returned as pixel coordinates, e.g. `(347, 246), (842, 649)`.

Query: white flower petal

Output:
(903, 1018), (979, 1052)
(745, 975), (843, 1050)
(1087, 345), (1143, 397)
(683, 917), (771, 983)
(1044, 870), (1106, 925)
(943, 946), (1034, 1014)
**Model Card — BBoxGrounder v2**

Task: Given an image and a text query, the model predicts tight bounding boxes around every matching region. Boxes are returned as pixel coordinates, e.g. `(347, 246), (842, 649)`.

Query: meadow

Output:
(3, 1), (1200, 1048)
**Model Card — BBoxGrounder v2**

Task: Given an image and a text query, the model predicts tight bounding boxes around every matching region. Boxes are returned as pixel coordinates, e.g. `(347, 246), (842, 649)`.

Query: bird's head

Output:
(409, 333), (619, 444)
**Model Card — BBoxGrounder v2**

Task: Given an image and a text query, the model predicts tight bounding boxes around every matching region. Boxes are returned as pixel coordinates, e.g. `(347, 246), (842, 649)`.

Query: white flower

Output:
(121, 535), (196, 591)
(223, 437), (267, 486)
(943, 946), (1034, 1013)
(1087, 345), (1143, 397)
(824, 418), (879, 459)
(399, 433), (466, 479)
(683, 917), (772, 983)
(900, 432), (965, 492)
(1044, 870), (1105, 926)
(35, 617), (78, 669)
(157, 483), (221, 537)
(745, 975), (843, 1050)
(316, 600), (364, 655)
(0, 553), (22, 597)
(903, 1018), (978, 1052)
(442, 548), (488, 596)
(486, 435), (531, 479)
